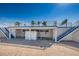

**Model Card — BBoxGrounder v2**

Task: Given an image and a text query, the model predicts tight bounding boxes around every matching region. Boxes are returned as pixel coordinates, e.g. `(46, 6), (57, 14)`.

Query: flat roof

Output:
(8, 26), (56, 29)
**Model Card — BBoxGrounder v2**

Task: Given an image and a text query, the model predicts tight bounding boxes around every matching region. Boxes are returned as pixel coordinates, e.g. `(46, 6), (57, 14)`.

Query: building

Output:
(0, 21), (79, 43)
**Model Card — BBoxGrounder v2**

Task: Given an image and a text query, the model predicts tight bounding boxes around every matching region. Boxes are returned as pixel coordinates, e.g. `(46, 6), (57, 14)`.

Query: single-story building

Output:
(0, 25), (79, 42)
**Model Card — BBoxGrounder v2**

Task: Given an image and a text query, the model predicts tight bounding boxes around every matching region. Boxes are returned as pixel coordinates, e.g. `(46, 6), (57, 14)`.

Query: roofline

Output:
(7, 26), (57, 29)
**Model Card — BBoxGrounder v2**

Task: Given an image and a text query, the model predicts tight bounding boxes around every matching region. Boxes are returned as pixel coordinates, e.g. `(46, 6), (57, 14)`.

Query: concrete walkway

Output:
(1, 39), (53, 49)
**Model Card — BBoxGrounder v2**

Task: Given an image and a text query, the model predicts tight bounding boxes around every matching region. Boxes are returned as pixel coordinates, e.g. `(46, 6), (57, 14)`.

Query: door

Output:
(30, 31), (37, 40)
(25, 31), (37, 40)
(25, 31), (31, 40)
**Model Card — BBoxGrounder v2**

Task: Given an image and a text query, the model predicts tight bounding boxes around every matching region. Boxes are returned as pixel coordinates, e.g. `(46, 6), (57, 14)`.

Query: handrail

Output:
(57, 26), (79, 41)
(57, 20), (79, 42)
(0, 28), (9, 38)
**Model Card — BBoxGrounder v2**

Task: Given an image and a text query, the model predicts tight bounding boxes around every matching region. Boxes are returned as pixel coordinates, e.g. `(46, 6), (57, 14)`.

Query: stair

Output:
(0, 28), (9, 39)
(57, 26), (79, 41)
(0, 27), (14, 39)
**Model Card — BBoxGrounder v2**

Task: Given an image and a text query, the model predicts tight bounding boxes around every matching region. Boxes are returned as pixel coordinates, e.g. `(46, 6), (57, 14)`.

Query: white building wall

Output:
(0, 31), (6, 39)
(39, 30), (53, 38)
(9, 28), (16, 37)
(8, 27), (79, 42)
(57, 27), (79, 42)
(72, 28), (79, 42)
(59, 33), (72, 41)
(57, 27), (70, 37)
(57, 27), (73, 42)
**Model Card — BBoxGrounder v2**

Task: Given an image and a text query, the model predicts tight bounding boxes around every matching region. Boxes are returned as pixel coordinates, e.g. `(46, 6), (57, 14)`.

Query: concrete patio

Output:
(0, 38), (53, 49)
(0, 40), (79, 56)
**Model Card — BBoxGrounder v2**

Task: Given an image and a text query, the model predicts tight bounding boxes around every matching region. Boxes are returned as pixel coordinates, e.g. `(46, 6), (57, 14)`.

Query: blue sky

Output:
(0, 3), (79, 26)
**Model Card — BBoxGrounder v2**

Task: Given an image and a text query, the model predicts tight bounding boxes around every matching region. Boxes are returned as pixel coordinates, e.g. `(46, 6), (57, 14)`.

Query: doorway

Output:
(25, 30), (37, 40)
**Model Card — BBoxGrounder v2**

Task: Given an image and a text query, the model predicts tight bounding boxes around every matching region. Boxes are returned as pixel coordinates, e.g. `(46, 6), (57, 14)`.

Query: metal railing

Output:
(0, 28), (9, 39)
(57, 21), (79, 41)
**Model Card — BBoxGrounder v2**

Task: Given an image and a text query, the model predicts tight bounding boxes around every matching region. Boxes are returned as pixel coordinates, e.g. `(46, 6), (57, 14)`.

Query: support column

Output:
(8, 28), (11, 39)
(53, 28), (58, 42)
(9, 32), (11, 39)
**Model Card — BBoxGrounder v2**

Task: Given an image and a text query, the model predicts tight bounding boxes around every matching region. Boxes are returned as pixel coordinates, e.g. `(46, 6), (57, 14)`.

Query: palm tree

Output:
(37, 21), (41, 26)
(31, 20), (35, 26)
(61, 19), (68, 27)
(14, 22), (21, 26)
(42, 21), (47, 26)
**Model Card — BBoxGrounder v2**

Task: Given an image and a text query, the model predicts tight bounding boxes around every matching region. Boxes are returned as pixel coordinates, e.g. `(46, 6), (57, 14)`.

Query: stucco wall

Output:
(15, 29), (53, 39)
(8, 27), (79, 42)
(57, 27), (70, 37)
(72, 28), (79, 42)
(57, 27), (73, 41)
(58, 27), (79, 42)
(0, 30), (6, 39)
(16, 29), (25, 38)
(9, 28), (16, 37)
(38, 29), (53, 38)
(59, 33), (72, 41)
